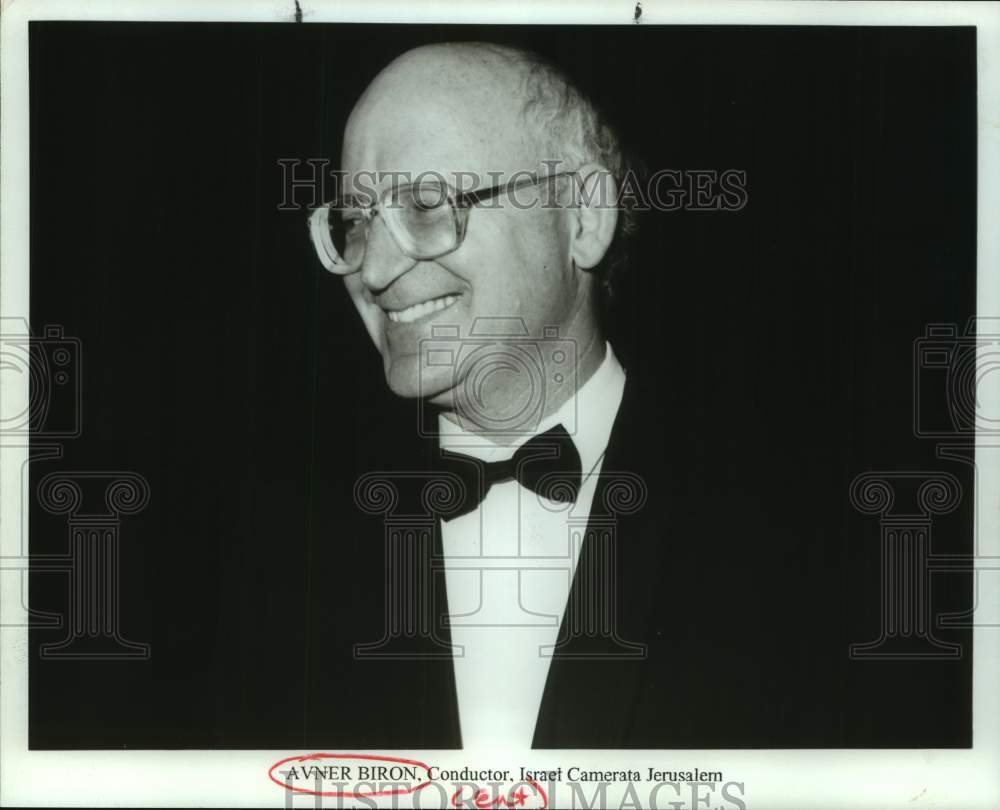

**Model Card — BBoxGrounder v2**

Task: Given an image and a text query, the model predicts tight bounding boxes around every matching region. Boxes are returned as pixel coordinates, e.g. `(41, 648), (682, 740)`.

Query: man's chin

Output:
(383, 355), (453, 402)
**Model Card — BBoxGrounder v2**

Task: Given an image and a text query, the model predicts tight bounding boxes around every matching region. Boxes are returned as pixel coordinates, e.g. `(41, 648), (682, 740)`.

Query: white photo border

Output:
(2, 1), (998, 807)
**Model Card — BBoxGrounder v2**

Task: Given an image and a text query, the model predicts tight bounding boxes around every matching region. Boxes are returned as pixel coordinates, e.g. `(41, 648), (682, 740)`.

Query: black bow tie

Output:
(435, 424), (583, 521)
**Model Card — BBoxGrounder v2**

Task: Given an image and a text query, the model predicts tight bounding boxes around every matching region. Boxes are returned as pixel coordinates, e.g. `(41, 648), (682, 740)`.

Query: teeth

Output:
(387, 295), (458, 324)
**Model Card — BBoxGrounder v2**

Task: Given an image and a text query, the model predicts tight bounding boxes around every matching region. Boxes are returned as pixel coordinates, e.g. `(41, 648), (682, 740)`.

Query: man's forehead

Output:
(340, 49), (543, 191)
(340, 144), (545, 199)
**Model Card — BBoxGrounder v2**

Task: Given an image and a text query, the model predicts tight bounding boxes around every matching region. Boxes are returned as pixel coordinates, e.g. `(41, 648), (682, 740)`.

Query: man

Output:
(309, 41), (632, 749)
(224, 41), (969, 751)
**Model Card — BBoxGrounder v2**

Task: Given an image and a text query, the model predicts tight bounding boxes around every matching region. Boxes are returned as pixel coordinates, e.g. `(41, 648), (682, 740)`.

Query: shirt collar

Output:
(436, 342), (626, 476)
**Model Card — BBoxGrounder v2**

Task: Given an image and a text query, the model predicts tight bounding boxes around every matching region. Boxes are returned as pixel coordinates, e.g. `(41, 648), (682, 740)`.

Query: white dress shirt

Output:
(438, 342), (627, 749)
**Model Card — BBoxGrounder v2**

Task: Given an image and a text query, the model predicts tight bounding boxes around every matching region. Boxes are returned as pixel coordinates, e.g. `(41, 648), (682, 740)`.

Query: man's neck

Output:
(439, 330), (607, 446)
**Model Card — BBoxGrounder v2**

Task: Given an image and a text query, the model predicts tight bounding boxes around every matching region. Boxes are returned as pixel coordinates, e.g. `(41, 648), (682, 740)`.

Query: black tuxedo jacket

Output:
(213, 370), (971, 749)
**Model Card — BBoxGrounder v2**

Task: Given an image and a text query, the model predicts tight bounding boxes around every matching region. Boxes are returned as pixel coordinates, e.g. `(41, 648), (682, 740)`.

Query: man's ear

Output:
(568, 163), (619, 270)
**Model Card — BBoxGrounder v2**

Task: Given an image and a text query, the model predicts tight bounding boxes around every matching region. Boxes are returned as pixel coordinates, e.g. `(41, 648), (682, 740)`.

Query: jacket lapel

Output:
(532, 373), (667, 747)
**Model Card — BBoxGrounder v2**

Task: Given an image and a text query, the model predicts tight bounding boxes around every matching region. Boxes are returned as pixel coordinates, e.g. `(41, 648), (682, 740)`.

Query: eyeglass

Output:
(308, 171), (574, 275)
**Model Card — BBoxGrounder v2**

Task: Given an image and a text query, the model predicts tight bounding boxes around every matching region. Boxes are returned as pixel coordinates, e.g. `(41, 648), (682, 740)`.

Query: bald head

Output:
(351, 42), (531, 124)
(344, 42), (626, 187)
(344, 44), (546, 186)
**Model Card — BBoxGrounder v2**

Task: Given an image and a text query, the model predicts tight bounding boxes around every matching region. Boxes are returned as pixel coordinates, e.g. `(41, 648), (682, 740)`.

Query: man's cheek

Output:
(364, 311), (388, 355)
(345, 289), (386, 352)
(343, 276), (366, 307)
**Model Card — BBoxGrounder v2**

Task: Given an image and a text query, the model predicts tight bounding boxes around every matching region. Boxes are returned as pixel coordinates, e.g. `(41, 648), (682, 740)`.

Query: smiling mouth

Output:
(385, 294), (460, 324)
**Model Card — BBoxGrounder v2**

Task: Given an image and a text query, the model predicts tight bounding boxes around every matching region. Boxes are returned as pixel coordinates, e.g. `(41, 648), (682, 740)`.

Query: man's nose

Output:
(359, 217), (417, 292)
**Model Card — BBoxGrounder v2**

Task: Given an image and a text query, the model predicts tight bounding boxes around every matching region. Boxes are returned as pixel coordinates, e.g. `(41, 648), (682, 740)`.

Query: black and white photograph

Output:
(2, 1), (999, 808)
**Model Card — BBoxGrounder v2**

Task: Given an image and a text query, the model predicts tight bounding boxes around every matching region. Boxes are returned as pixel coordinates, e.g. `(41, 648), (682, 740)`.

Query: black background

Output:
(29, 22), (975, 747)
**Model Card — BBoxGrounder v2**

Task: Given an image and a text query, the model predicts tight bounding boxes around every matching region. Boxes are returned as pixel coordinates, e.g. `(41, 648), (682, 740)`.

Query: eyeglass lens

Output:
(326, 182), (461, 266)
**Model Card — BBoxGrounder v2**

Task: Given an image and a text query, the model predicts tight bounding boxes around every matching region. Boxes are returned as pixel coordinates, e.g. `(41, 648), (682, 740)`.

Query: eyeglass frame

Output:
(308, 170), (577, 275)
